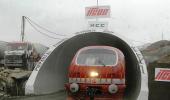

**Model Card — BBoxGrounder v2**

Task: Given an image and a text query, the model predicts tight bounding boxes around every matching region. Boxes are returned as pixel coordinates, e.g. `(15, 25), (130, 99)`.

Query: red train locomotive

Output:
(65, 46), (126, 100)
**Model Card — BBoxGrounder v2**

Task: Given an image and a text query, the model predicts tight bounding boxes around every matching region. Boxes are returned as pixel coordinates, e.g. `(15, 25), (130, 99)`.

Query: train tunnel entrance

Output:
(26, 32), (146, 100)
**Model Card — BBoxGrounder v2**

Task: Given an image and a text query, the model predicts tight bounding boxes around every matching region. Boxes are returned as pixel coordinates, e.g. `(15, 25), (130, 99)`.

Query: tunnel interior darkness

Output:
(34, 32), (141, 100)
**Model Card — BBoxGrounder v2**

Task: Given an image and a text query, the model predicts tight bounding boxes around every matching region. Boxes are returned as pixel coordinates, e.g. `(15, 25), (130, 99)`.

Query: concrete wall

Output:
(148, 63), (170, 100)
(25, 32), (148, 100)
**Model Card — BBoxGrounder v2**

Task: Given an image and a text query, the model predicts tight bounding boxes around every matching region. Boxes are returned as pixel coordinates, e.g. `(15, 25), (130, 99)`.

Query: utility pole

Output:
(162, 32), (164, 40)
(96, 0), (99, 22)
(21, 16), (25, 42)
(97, 0), (98, 6)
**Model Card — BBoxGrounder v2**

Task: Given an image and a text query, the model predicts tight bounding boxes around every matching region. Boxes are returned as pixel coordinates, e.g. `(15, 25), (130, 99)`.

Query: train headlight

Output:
(90, 71), (99, 77)
(108, 84), (118, 94)
(70, 83), (79, 93)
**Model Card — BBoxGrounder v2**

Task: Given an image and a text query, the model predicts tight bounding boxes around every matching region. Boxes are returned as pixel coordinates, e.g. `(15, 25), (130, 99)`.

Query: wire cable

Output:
(26, 18), (62, 40)
(25, 16), (149, 44)
(25, 17), (66, 36)
(130, 39), (150, 44)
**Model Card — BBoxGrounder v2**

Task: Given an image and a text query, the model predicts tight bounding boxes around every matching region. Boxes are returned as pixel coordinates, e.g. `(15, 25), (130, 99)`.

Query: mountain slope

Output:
(141, 40), (170, 64)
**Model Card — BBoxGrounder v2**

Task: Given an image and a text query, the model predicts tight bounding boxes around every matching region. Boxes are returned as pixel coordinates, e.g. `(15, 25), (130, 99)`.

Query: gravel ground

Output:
(1, 91), (66, 100)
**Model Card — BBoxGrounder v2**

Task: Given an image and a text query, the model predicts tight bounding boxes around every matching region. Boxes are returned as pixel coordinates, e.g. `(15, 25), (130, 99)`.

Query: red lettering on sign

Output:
(155, 70), (170, 81)
(86, 8), (109, 16)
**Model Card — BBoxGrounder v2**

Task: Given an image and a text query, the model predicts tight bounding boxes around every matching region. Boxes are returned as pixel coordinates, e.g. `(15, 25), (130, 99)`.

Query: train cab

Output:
(65, 46), (126, 100)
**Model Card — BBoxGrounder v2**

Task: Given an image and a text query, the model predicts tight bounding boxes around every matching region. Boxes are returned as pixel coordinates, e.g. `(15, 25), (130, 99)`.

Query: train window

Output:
(76, 48), (117, 66)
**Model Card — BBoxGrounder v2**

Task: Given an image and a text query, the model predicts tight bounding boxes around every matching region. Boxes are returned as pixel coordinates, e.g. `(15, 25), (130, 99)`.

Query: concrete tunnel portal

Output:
(26, 32), (148, 100)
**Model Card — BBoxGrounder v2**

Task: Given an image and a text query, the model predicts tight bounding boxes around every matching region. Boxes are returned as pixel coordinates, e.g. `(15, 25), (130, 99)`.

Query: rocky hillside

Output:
(33, 43), (49, 56)
(141, 40), (170, 64)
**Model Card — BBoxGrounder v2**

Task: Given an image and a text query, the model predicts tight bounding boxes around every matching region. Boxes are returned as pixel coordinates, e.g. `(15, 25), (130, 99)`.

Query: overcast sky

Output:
(0, 0), (170, 46)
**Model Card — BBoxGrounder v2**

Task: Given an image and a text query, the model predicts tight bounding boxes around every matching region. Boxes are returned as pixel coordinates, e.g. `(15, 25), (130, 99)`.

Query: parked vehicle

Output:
(4, 42), (40, 70)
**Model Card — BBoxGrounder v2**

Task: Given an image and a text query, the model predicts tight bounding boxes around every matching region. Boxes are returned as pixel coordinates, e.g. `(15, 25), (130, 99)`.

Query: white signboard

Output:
(88, 21), (108, 30)
(85, 6), (110, 18)
(155, 68), (170, 82)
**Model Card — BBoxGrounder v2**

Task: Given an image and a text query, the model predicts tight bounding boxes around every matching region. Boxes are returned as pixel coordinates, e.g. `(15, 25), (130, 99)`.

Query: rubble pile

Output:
(0, 67), (31, 96)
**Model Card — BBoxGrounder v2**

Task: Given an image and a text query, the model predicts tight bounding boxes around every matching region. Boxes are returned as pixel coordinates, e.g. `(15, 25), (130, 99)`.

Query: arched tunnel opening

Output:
(32, 32), (141, 100)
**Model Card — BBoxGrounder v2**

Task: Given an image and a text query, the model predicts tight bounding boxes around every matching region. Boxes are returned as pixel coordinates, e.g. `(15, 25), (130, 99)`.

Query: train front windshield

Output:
(77, 48), (117, 66)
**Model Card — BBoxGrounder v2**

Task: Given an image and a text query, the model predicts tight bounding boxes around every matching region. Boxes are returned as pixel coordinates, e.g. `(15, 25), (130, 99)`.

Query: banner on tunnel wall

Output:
(155, 68), (170, 82)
